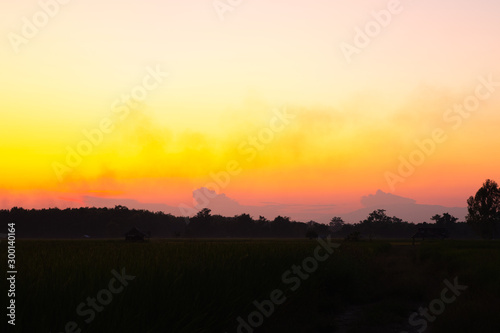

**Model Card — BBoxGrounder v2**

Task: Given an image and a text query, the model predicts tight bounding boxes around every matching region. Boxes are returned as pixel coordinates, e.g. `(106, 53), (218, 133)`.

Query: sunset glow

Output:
(2, 0), (499, 221)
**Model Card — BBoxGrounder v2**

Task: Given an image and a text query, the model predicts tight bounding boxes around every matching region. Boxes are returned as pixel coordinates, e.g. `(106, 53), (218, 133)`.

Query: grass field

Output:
(2, 239), (500, 332)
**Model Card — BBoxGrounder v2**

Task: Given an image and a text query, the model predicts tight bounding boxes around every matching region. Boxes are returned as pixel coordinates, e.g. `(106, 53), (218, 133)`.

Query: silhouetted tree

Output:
(270, 216), (295, 237)
(329, 217), (345, 234)
(233, 213), (254, 236)
(431, 213), (458, 228)
(467, 179), (500, 239)
(361, 209), (390, 241)
(258, 216), (270, 223)
(273, 216), (291, 224)
(359, 209), (410, 240)
(196, 208), (212, 220)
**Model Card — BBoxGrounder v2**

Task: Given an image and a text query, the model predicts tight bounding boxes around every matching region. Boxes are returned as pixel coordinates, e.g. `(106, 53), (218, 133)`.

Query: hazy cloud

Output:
(361, 189), (416, 207)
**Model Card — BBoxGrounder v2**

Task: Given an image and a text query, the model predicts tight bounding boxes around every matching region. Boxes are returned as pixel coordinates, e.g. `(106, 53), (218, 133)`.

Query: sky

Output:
(1, 0), (499, 222)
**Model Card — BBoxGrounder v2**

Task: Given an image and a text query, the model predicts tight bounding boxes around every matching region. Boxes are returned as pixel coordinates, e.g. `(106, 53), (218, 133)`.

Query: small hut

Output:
(125, 227), (149, 242)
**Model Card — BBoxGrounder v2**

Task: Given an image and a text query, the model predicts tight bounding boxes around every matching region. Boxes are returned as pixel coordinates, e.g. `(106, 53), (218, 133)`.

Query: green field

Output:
(2, 239), (500, 332)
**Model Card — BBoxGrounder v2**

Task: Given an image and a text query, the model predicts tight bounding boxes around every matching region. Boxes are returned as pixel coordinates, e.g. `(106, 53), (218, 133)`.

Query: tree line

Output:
(1, 179), (498, 239)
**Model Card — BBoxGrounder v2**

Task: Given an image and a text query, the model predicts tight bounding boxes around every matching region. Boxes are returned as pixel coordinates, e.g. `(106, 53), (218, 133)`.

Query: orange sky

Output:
(1, 0), (499, 221)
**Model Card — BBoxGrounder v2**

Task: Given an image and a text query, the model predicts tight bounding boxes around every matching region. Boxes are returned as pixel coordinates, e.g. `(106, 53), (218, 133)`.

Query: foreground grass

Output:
(1, 239), (499, 332)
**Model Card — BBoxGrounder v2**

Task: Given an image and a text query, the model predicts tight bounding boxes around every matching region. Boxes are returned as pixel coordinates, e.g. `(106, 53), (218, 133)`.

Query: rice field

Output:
(2, 239), (500, 332)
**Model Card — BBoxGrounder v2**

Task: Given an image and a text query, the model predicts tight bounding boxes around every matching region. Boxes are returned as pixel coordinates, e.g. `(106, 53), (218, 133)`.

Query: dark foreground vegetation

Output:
(1, 239), (499, 332)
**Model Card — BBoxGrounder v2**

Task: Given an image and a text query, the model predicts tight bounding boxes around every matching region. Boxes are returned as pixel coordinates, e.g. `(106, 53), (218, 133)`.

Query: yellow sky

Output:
(1, 0), (499, 218)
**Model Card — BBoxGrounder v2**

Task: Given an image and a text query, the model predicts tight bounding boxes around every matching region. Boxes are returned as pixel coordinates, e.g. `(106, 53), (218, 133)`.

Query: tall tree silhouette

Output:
(466, 179), (500, 239)
(329, 217), (345, 234)
(430, 213), (458, 228)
